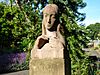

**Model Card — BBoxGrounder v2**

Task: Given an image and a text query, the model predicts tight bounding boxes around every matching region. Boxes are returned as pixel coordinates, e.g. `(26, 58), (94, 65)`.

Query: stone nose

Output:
(47, 16), (51, 24)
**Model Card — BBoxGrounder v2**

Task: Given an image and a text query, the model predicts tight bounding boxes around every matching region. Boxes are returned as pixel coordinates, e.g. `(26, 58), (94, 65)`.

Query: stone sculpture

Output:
(29, 4), (70, 75)
(31, 4), (65, 59)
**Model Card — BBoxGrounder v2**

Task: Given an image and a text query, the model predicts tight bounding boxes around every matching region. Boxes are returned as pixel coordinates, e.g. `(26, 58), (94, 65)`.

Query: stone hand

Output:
(34, 35), (49, 49)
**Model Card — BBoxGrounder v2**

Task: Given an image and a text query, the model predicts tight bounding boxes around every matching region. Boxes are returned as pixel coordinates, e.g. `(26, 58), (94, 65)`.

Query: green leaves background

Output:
(0, 0), (96, 75)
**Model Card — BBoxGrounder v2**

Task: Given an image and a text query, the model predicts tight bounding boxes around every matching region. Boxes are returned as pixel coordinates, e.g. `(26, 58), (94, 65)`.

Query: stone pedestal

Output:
(29, 58), (64, 75)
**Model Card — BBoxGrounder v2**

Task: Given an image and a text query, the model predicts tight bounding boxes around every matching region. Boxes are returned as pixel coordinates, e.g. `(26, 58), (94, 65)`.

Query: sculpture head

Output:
(42, 4), (59, 32)
(42, 4), (65, 46)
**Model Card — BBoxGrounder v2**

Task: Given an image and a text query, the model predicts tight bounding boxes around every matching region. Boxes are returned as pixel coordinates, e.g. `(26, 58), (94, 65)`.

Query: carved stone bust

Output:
(31, 4), (65, 59)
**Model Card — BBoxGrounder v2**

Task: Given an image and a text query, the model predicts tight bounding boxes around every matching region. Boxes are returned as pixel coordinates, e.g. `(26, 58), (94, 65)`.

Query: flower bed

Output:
(0, 52), (29, 73)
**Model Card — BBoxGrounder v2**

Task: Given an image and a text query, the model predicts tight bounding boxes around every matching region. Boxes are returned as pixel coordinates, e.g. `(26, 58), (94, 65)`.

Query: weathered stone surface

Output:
(31, 37), (64, 59)
(29, 59), (64, 75)
(29, 4), (71, 75)
(31, 4), (65, 59)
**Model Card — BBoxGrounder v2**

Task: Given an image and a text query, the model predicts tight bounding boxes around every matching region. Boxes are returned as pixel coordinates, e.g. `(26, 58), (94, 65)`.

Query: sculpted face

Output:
(43, 4), (58, 31)
(43, 13), (56, 30)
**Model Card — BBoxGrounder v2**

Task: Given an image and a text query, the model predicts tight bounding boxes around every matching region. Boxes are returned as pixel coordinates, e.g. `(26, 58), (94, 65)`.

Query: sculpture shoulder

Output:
(36, 35), (48, 40)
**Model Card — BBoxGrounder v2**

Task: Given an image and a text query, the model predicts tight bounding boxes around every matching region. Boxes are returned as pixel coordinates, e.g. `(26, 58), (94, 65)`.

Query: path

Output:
(0, 70), (29, 75)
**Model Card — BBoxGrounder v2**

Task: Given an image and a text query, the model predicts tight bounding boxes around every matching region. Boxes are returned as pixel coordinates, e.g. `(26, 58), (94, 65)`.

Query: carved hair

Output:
(43, 4), (58, 15)
(42, 4), (65, 46)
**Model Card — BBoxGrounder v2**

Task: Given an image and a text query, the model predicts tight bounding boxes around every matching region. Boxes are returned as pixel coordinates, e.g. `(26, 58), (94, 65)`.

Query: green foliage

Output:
(87, 23), (100, 40)
(9, 60), (29, 71)
(94, 47), (99, 50)
(0, 2), (41, 53)
(0, 0), (91, 74)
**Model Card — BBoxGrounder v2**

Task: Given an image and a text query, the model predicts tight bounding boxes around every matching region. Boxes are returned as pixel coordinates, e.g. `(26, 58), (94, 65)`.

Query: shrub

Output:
(0, 52), (29, 73)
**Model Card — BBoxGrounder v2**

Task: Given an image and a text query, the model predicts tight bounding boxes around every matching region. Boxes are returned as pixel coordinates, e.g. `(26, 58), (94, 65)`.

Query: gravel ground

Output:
(0, 70), (29, 75)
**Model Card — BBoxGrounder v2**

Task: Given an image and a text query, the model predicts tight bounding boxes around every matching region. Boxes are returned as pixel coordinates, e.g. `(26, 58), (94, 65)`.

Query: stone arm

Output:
(31, 35), (49, 58)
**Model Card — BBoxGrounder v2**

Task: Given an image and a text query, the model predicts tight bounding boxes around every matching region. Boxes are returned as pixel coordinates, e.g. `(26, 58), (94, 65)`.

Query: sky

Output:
(79, 0), (100, 26)
(0, 0), (100, 26)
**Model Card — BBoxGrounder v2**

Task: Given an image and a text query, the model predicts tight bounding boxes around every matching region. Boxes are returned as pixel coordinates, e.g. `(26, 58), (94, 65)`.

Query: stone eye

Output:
(44, 14), (48, 17)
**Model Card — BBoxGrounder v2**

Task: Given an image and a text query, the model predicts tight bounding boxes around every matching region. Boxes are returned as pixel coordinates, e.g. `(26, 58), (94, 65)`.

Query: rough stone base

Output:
(29, 58), (64, 75)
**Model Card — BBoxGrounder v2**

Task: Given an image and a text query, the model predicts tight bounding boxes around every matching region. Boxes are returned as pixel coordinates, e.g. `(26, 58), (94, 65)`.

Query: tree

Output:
(0, 2), (41, 53)
(87, 23), (100, 40)
(0, 0), (90, 74)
